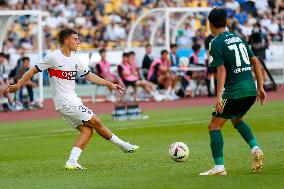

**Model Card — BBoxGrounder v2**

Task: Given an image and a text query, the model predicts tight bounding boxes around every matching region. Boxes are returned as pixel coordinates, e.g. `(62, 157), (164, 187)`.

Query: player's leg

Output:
(65, 125), (93, 170)
(170, 74), (179, 99)
(231, 117), (263, 172)
(83, 115), (139, 153)
(136, 80), (152, 93)
(199, 116), (228, 176)
(136, 80), (164, 101)
(74, 125), (93, 149)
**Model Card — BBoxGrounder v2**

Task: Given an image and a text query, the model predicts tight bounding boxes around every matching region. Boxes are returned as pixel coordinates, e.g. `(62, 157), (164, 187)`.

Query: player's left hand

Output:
(109, 83), (125, 94)
(257, 88), (266, 105)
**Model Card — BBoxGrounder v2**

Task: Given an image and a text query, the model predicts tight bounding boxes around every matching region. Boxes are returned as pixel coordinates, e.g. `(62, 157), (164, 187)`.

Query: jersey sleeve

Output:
(78, 59), (90, 77)
(35, 54), (52, 72)
(209, 40), (224, 67)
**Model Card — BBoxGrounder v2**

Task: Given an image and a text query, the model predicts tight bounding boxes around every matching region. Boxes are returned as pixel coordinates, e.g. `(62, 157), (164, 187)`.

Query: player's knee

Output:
(208, 122), (221, 131)
(90, 116), (103, 128)
(231, 118), (243, 127)
(81, 126), (93, 138)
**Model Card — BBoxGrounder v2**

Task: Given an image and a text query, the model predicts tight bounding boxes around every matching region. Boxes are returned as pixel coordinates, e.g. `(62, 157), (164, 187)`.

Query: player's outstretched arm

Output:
(85, 72), (125, 94)
(7, 66), (39, 93)
(216, 65), (226, 113)
(250, 56), (266, 105)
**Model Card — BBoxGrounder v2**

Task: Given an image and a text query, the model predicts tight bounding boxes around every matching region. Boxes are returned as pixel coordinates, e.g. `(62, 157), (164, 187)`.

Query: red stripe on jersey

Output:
(48, 68), (77, 80)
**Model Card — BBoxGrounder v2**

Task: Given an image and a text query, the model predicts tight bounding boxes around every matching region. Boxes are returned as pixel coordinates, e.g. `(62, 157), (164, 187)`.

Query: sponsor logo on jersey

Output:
(234, 66), (251, 73)
(48, 68), (77, 80)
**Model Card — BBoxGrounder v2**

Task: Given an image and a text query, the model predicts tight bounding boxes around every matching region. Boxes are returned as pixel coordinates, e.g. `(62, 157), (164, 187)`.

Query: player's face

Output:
(67, 34), (80, 51)
(23, 60), (30, 68)
(129, 55), (135, 62)
(161, 52), (168, 60)
(146, 46), (152, 54)
(101, 52), (106, 59)
(122, 56), (129, 63)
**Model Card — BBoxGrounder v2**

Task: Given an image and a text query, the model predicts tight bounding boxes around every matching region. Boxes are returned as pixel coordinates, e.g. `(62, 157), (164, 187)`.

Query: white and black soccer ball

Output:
(169, 142), (189, 162)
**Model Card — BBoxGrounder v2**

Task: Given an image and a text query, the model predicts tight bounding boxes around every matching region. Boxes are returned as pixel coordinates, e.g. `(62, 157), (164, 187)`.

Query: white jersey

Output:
(35, 50), (89, 110)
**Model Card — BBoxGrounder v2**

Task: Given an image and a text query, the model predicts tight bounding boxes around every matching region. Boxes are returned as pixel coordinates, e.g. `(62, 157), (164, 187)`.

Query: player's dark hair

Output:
(22, 57), (30, 62)
(122, 52), (129, 57)
(192, 43), (201, 52)
(129, 51), (135, 56)
(208, 7), (227, 29)
(170, 44), (178, 49)
(58, 28), (78, 45)
(161, 49), (168, 55)
(0, 52), (6, 57)
(145, 43), (151, 48)
(99, 48), (106, 54)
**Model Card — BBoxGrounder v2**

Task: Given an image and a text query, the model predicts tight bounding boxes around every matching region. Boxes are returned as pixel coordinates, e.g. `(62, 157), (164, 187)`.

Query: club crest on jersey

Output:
(48, 68), (77, 80)
(75, 64), (78, 71)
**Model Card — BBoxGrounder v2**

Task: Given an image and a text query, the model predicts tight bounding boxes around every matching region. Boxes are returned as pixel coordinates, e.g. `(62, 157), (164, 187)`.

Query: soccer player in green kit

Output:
(199, 8), (266, 176)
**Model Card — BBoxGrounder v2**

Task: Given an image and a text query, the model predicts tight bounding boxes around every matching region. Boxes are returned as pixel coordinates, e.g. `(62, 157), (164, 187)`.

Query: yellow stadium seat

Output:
(105, 3), (114, 14)
(102, 16), (110, 25)
(195, 20), (202, 30)
(51, 30), (58, 38)
(80, 28), (89, 37)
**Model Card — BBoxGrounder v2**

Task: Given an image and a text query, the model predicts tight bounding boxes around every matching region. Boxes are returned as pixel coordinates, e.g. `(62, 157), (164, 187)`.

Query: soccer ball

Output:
(169, 142), (189, 162)
(179, 56), (189, 67)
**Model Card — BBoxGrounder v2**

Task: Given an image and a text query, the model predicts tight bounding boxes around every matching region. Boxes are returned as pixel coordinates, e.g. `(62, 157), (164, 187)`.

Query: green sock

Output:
(209, 130), (224, 165)
(234, 121), (258, 149)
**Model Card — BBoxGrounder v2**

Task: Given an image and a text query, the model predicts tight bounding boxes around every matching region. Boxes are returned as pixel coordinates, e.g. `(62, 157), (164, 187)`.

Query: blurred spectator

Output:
(95, 49), (119, 102)
(147, 50), (179, 100)
(142, 43), (154, 79)
(0, 52), (14, 110)
(189, 43), (201, 65)
(248, 23), (269, 62)
(95, 49), (119, 84)
(128, 51), (140, 78)
(204, 34), (217, 97)
(248, 22), (269, 81)
(0, 0), (282, 56)
(118, 52), (164, 102)
(13, 57), (37, 105)
(169, 43), (179, 67)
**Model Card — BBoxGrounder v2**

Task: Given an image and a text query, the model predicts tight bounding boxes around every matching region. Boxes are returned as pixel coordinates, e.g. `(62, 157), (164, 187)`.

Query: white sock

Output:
(109, 134), (125, 147)
(214, 165), (225, 171)
(251, 146), (260, 154)
(68, 147), (82, 162)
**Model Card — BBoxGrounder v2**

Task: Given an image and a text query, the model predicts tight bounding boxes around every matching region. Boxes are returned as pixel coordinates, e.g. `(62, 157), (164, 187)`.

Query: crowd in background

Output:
(0, 0), (283, 53)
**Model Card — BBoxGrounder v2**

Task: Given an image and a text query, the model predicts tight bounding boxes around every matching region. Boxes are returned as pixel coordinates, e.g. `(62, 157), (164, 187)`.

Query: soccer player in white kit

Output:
(7, 28), (139, 170)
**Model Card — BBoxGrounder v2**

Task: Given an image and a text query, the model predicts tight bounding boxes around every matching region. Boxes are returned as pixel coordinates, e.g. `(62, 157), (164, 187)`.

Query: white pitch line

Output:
(0, 111), (282, 141)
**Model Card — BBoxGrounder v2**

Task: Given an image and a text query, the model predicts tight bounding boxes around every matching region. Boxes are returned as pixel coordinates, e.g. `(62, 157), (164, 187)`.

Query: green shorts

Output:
(212, 96), (256, 120)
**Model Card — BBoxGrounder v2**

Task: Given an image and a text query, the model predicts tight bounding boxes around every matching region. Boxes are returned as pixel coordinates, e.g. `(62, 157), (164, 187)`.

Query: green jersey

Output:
(209, 31), (257, 99)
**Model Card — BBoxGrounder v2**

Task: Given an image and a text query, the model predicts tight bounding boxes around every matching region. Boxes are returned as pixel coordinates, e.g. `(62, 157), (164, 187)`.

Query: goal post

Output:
(0, 10), (44, 104)
(127, 7), (212, 51)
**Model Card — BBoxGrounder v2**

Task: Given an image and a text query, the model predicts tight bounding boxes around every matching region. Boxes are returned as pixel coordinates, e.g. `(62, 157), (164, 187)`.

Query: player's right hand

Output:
(6, 84), (20, 93)
(257, 88), (266, 105)
(215, 97), (224, 113)
(109, 83), (125, 94)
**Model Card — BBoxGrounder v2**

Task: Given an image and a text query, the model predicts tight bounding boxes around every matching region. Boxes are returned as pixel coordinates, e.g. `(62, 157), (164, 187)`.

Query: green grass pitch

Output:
(0, 100), (283, 189)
